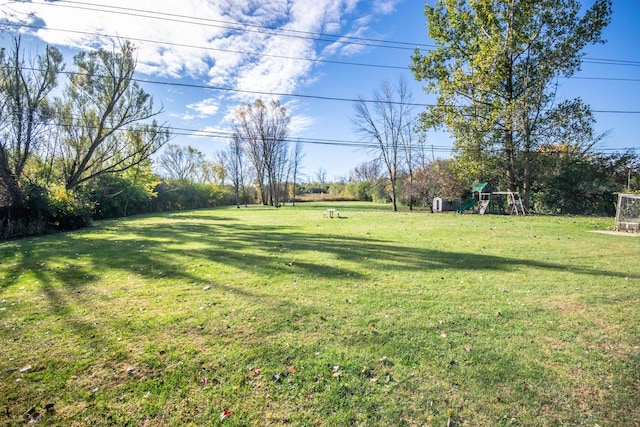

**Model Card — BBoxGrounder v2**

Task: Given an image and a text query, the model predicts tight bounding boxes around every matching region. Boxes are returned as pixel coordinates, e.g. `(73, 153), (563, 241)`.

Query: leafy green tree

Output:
(90, 160), (159, 218)
(532, 147), (638, 214)
(0, 37), (64, 208)
(411, 0), (612, 208)
(57, 40), (170, 190)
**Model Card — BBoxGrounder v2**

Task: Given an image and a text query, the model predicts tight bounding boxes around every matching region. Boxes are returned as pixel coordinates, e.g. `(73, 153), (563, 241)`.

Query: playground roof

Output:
(472, 182), (491, 193)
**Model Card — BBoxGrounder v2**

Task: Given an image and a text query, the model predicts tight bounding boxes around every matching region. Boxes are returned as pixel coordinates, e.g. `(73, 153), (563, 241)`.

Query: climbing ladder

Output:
(478, 200), (490, 214)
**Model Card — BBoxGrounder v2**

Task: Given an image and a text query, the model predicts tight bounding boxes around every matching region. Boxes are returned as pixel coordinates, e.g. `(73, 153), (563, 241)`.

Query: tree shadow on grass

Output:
(2, 214), (638, 426)
(1, 214), (636, 349)
(2, 215), (637, 297)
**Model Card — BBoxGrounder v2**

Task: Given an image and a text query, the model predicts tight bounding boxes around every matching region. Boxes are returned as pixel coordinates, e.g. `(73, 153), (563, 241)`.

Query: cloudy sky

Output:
(1, 0), (639, 180)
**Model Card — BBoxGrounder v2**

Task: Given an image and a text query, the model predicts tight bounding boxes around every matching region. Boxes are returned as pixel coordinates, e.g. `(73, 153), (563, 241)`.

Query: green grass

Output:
(1, 202), (639, 426)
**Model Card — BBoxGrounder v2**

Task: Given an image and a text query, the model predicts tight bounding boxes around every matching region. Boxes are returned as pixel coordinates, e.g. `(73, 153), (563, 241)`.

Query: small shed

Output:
(432, 197), (443, 212)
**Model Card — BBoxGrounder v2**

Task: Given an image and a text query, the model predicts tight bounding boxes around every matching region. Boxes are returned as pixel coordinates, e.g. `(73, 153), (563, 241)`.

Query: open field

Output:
(1, 203), (639, 426)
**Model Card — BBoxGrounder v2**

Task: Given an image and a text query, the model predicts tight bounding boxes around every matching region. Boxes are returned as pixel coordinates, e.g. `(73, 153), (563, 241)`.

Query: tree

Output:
(226, 134), (251, 207)
(0, 37), (64, 207)
(90, 159), (159, 218)
(532, 146), (637, 214)
(158, 144), (206, 181)
(289, 141), (304, 206)
(314, 168), (327, 186)
(411, 0), (612, 209)
(353, 77), (415, 211)
(350, 159), (382, 182)
(411, 158), (465, 208)
(233, 99), (290, 206)
(58, 40), (170, 190)
(400, 119), (420, 210)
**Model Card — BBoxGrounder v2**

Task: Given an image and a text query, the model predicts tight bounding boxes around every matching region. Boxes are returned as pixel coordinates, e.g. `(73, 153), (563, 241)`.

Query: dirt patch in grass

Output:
(589, 230), (640, 237)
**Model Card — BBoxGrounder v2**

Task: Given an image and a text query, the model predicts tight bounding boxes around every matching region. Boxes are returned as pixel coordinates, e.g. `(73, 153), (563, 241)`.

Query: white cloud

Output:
(2, 0), (399, 129)
(373, 0), (401, 15)
(186, 98), (220, 118)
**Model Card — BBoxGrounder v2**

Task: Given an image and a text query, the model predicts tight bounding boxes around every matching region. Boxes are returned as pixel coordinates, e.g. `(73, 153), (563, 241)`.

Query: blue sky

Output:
(1, 0), (638, 181)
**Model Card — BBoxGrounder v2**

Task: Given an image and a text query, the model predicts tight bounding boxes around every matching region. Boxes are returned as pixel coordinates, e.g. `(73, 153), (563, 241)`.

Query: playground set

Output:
(450, 182), (527, 215)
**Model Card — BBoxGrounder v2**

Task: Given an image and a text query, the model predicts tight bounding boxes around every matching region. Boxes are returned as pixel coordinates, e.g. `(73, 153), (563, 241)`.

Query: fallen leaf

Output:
(464, 345), (471, 352)
(440, 333), (447, 338)
(288, 367), (297, 374)
(219, 408), (232, 420)
(253, 368), (261, 375)
(305, 393), (313, 399)
(20, 365), (32, 373)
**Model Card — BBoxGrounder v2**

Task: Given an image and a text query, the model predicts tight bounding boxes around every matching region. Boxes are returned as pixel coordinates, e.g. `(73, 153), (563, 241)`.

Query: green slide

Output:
(456, 197), (477, 213)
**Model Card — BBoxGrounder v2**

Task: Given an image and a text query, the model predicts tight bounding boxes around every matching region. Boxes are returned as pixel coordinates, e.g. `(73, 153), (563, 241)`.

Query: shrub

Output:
(44, 185), (93, 230)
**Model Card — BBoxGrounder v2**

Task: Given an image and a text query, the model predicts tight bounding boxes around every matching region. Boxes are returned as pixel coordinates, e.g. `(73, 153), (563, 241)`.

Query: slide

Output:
(456, 197), (478, 214)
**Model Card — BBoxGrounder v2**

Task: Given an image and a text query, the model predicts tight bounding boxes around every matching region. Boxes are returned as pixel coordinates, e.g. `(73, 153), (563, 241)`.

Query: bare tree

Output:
(314, 167), (327, 186)
(58, 40), (170, 190)
(289, 141), (304, 206)
(400, 119), (420, 210)
(233, 99), (290, 206)
(157, 144), (205, 181)
(226, 134), (249, 207)
(353, 77), (415, 211)
(350, 159), (382, 182)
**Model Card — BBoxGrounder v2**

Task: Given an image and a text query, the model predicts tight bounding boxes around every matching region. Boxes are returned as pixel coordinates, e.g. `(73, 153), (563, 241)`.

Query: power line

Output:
(2, 23), (409, 71)
(10, 23), (640, 82)
(27, 0), (432, 52)
(3, 23), (639, 86)
(5, 0), (640, 69)
(4, 64), (640, 114)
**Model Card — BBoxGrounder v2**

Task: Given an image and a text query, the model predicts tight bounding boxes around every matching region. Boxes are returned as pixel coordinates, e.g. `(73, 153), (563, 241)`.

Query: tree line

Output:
(0, 37), (308, 239)
(0, 38), (173, 237)
(3, 0), (639, 238)
(348, 0), (638, 213)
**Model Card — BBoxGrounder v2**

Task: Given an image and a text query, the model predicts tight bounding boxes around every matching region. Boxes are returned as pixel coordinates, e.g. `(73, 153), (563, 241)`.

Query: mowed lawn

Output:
(1, 203), (638, 426)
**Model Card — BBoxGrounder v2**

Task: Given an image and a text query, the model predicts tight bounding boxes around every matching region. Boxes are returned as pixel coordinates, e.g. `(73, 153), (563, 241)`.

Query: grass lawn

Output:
(1, 202), (639, 426)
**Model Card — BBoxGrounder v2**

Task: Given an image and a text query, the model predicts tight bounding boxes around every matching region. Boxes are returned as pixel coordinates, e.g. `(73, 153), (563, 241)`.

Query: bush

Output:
(44, 185), (93, 230)
(152, 180), (231, 211)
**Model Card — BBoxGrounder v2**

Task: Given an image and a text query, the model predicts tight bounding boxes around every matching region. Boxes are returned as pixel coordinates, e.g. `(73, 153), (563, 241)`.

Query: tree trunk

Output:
(0, 147), (26, 209)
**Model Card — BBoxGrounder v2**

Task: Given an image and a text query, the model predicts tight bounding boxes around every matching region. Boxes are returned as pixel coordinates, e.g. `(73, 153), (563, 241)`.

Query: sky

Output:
(1, 0), (638, 181)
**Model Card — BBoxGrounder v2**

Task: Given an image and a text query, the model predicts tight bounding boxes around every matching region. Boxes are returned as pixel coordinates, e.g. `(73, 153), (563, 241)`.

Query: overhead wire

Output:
(21, 0), (432, 52)
(7, 22), (640, 81)
(6, 64), (640, 113)
(1, 1), (638, 154)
